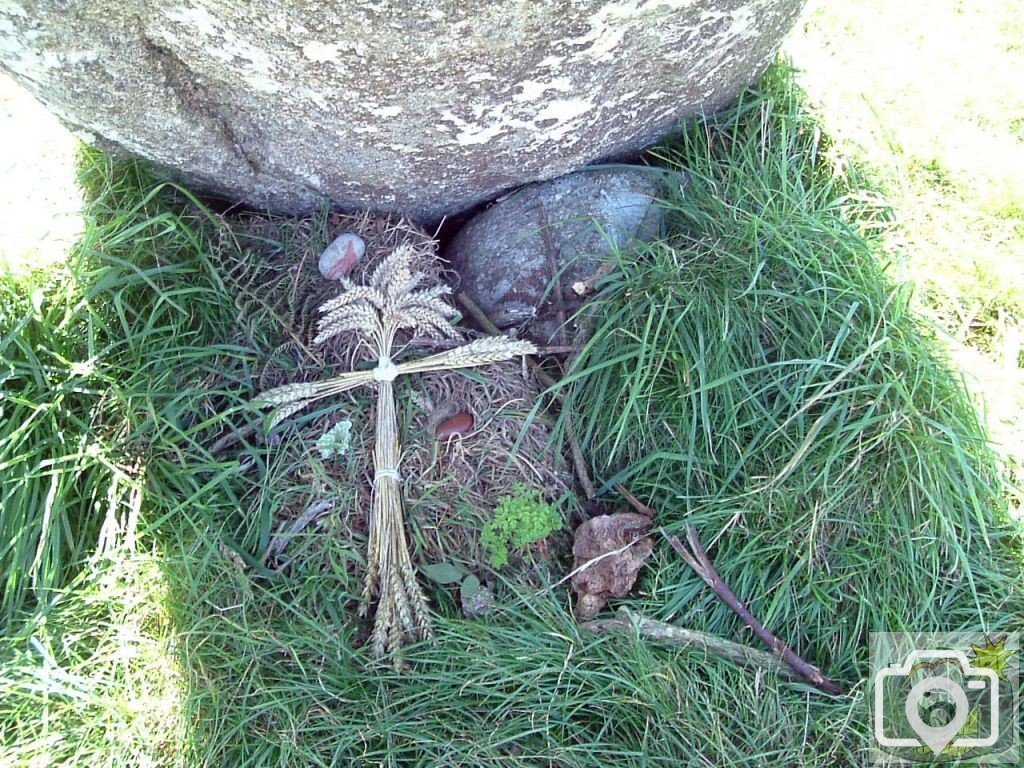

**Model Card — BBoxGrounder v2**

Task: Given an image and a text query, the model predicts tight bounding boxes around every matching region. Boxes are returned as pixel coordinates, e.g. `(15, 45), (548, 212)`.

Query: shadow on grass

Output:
(1, 62), (1021, 766)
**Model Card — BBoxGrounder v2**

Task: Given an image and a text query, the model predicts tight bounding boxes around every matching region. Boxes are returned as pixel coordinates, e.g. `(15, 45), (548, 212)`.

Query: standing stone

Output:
(0, 0), (805, 220)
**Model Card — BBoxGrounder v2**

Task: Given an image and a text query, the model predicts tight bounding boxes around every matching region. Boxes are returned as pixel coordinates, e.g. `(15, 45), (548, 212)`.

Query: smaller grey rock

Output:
(318, 233), (365, 280)
(447, 167), (681, 342)
(460, 583), (496, 619)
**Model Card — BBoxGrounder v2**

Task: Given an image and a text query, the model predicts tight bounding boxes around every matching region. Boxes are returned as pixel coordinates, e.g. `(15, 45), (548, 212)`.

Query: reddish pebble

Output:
(435, 411), (474, 439)
(318, 233), (365, 280)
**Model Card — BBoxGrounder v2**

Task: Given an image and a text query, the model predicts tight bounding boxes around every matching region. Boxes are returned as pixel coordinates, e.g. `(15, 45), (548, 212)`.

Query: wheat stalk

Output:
(254, 243), (536, 659)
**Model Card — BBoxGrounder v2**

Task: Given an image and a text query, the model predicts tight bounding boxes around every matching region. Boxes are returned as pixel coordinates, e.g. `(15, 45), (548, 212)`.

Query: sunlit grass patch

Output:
(786, 0), (1024, 510)
(0, 147), (252, 624)
(0, 550), (186, 767)
(547, 62), (1022, 746)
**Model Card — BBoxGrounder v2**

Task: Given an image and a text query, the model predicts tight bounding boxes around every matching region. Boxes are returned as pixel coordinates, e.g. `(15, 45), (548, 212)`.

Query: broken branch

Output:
(583, 607), (806, 683)
(208, 421), (258, 457)
(263, 499), (335, 569)
(615, 483), (656, 518)
(666, 525), (844, 695)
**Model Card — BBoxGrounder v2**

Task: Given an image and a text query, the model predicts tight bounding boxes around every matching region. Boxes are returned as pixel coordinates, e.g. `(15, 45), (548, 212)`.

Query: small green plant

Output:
(315, 419), (352, 459)
(481, 484), (561, 568)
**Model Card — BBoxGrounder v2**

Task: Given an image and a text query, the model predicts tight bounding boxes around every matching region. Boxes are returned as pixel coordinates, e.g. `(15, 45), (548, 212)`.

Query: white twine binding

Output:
(373, 356), (399, 383)
(374, 468), (401, 483)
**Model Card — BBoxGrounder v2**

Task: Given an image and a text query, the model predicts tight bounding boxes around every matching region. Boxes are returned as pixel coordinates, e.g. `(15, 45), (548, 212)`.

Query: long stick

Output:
(666, 525), (844, 695)
(583, 607), (806, 683)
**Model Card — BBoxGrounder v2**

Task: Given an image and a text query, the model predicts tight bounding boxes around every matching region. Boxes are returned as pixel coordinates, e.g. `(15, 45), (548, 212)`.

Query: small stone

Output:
(461, 584), (496, 619)
(318, 233), (365, 279)
(435, 411), (474, 439)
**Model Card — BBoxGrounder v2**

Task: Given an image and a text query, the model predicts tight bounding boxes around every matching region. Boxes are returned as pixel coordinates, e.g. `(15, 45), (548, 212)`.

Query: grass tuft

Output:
(2, 148), (271, 764)
(551, 60), (1022, 700)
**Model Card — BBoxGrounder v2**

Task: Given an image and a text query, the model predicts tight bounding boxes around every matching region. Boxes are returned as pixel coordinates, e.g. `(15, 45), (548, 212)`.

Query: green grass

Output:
(1, 51), (1023, 768)
(0, 553), (185, 766)
(555, 66), (1021, 676)
(1, 151), (262, 763)
(786, 0), (1024, 511)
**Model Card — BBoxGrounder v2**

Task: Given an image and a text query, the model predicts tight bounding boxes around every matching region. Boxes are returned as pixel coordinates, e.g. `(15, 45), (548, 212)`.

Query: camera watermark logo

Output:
(871, 632), (1019, 764)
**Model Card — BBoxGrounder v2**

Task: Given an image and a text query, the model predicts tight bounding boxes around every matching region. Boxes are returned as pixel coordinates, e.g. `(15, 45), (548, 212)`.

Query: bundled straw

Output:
(257, 244), (535, 656)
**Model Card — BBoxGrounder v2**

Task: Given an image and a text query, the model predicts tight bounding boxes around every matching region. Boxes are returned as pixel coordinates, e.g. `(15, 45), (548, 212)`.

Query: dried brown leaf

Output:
(570, 513), (653, 620)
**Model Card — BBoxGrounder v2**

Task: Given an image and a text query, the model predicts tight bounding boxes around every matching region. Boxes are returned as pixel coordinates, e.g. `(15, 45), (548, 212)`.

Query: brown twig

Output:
(539, 203), (596, 501)
(209, 422), (258, 456)
(666, 525), (844, 695)
(455, 290), (504, 336)
(537, 201), (567, 338)
(456, 288), (595, 499)
(566, 412), (596, 500)
(529, 362), (560, 391)
(615, 483), (656, 519)
(457, 290), (561, 392)
(534, 344), (581, 355)
(263, 499), (335, 569)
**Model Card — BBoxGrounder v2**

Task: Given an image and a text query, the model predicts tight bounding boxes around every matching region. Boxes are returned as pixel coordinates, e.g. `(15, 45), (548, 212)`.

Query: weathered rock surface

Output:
(448, 167), (676, 340)
(0, 0), (804, 220)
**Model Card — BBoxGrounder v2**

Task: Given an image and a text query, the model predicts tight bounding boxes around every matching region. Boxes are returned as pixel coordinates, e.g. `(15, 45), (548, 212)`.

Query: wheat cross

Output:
(257, 244), (535, 657)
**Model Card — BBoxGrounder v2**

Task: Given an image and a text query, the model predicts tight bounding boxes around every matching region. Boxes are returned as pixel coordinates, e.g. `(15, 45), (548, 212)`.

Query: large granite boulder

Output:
(0, 0), (804, 220)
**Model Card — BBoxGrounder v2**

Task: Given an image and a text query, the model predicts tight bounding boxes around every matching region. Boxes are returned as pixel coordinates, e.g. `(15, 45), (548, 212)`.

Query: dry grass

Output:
(234, 225), (562, 658)
(402, 362), (573, 568)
